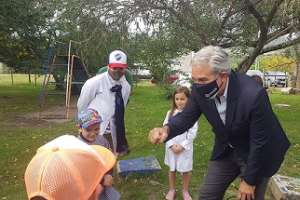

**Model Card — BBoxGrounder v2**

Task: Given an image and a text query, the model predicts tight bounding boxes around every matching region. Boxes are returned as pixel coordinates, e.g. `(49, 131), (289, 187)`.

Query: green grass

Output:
(0, 76), (299, 199)
(0, 73), (44, 86)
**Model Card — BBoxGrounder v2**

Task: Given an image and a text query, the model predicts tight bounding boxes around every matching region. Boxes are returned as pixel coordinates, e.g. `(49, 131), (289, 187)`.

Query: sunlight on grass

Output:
(0, 73), (44, 86)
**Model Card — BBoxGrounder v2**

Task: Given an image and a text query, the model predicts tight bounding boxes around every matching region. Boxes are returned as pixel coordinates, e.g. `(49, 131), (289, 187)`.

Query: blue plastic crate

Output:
(117, 156), (161, 177)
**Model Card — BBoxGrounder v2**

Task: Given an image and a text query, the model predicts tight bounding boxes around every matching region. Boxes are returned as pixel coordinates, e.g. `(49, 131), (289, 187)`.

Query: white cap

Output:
(108, 50), (127, 68)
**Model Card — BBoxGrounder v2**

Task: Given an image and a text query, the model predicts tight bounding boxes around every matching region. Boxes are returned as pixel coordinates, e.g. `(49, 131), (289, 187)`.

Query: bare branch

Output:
(261, 36), (300, 54)
(245, 0), (267, 38)
(156, 0), (209, 45)
(219, 1), (237, 30)
(214, 0), (238, 44)
(266, 24), (296, 44)
(227, 0), (265, 16)
(265, 0), (285, 26)
(237, 0), (268, 72)
(219, 41), (258, 48)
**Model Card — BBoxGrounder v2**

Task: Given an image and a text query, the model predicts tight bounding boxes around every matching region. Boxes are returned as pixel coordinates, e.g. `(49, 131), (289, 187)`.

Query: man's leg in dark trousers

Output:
(198, 156), (270, 200)
(198, 158), (240, 200)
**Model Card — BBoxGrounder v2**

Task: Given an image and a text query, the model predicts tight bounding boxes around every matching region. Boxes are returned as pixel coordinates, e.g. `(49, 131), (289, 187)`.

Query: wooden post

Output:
(34, 73), (37, 86)
(66, 55), (74, 119)
(296, 62), (300, 89)
(28, 69), (31, 84)
(66, 40), (72, 108)
(294, 46), (300, 89)
(285, 72), (288, 87)
(10, 70), (14, 85)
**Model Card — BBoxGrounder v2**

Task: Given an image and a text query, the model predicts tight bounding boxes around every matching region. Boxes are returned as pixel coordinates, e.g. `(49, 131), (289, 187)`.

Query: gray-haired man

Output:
(149, 46), (290, 200)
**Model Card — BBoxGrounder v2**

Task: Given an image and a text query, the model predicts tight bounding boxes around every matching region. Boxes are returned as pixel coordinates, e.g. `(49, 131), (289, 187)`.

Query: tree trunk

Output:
(28, 69), (31, 83)
(34, 73), (37, 86)
(237, 0), (269, 73)
(294, 45), (300, 89)
(296, 61), (300, 89)
(294, 59), (300, 89)
(237, 49), (262, 73)
(237, 56), (251, 73)
(10, 70), (14, 85)
(28, 71), (31, 83)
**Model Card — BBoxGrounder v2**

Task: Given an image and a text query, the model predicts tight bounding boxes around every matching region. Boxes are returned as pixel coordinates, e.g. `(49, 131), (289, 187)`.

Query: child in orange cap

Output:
(24, 135), (116, 200)
(77, 109), (120, 200)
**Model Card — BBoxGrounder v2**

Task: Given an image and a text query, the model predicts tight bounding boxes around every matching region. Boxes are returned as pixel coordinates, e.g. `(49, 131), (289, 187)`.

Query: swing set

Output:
(39, 40), (89, 119)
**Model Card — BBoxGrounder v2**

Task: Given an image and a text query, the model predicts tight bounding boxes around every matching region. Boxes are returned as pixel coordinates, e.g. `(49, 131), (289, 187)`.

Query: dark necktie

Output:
(216, 96), (221, 104)
(110, 84), (128, 153)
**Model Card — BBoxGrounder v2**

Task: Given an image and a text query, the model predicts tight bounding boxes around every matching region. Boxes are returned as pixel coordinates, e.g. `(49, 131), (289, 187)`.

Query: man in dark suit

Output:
(149, 46), (290, 200)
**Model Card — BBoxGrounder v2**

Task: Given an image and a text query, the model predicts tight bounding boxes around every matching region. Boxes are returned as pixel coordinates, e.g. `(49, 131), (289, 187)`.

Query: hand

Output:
(148, 126), (169, 144)
(88, 183), (103, 200)
(171, 144), (184, 154)
(238, 180), (255, 200)
(102, 174), (113, 187)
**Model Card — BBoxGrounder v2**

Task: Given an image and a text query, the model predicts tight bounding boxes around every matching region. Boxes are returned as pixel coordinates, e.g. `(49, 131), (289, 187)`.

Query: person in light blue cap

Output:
(77, 108), (120, 200)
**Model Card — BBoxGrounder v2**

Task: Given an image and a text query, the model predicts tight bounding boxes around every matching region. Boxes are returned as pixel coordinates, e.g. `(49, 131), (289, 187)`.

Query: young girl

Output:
(164, 86), (198, 200)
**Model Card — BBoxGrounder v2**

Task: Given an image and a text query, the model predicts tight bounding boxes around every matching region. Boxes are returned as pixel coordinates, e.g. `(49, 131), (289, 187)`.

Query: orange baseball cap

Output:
(24, 135), (116, 200)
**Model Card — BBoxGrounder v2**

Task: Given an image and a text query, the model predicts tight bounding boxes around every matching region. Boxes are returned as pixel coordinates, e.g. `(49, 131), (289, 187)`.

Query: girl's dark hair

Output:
(169, 86), (191, 118)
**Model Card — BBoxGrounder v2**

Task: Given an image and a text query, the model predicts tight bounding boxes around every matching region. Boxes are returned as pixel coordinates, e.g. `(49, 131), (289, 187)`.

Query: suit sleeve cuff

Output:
(241, 175), (257, 186)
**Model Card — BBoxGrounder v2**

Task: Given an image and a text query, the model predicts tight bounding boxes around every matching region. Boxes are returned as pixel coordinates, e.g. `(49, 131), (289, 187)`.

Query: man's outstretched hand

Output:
(148, 126), (169, 144)
(238, 180), (255, 200)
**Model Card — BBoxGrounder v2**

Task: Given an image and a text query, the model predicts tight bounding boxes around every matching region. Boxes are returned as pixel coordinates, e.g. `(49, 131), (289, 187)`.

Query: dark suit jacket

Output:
(167, 71), (290, 185)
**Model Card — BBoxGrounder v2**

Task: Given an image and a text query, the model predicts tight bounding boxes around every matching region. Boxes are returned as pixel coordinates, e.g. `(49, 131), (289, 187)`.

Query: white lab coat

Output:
(77, 72), (131, 153)
(164, 109), (198, 172)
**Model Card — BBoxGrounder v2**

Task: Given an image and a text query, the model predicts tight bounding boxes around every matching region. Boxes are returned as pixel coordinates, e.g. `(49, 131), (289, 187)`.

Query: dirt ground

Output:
(18, 100), (78, 127)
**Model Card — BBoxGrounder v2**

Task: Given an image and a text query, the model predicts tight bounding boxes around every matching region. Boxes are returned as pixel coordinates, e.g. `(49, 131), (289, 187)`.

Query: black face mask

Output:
(192, 79), (219, 99)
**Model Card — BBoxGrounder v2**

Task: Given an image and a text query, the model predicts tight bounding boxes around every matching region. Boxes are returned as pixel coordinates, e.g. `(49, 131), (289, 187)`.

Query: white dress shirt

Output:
(214, 78), (229, 125)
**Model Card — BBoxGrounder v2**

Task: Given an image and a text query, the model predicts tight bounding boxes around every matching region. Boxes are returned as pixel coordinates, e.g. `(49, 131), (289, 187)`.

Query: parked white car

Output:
(131, 68), (152, 79)
(264, 71), (288, 87)
(172, 72), (192, 88)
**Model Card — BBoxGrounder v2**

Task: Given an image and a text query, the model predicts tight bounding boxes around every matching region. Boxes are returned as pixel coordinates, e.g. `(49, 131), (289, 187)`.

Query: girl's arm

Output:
(163, 111), (170, 126)
(179, 122), (198, 150)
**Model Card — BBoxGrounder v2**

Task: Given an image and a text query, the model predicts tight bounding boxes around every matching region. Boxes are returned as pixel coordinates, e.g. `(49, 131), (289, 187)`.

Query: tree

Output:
(132, 33), (178, 82)
(0, 0), (57, 70)
(125, 0), (300, 73)
(292, 45), (300, 89)
(46, 0), (138, 72)
(260, 55), (296, 73)
(2, 0), (299, 82)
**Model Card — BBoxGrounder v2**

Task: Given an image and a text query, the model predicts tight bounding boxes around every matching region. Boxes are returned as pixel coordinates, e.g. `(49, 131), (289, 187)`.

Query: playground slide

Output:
(71, 56), (89, 95)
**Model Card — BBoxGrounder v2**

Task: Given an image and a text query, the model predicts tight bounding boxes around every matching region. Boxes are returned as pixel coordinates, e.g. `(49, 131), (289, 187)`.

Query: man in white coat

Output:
(77, 50), (131, 155)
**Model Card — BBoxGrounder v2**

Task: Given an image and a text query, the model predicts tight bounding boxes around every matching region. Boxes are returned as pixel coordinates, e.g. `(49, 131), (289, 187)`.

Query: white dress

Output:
(164, 109), (198, 172)
(77, 72), (131, 153)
